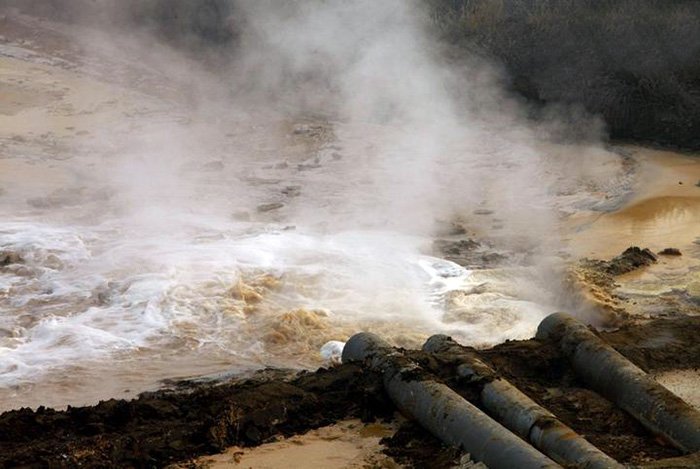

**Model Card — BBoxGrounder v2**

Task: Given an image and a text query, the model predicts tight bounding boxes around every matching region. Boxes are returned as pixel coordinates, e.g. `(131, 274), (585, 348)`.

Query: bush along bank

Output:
(428, 0), (700, 150)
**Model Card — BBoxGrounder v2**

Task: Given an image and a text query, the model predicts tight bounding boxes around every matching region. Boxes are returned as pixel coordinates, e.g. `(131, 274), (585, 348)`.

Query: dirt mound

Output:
(601, 316), (700, 373)
(0, 366), (391, 468)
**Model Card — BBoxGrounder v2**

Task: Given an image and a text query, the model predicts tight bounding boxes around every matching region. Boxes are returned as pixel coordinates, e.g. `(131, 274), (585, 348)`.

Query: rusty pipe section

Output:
(342, 332), (561, 469)
(537, 312), (700, 453)
(423, 334), (623, 469)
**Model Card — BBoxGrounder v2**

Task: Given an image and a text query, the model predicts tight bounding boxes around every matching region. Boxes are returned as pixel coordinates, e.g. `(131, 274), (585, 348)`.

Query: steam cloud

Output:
(222, 0), (557, 240)
(0, 0), (623, 408)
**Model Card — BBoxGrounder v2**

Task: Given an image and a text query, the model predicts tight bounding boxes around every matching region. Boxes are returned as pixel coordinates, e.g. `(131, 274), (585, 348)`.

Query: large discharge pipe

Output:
(342, 332), (561, 469)
(423, 334), (623, 469)
(537, 312), (700, 453)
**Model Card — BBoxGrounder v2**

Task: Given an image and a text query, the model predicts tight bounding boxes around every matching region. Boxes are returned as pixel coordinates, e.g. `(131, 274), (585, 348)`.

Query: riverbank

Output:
(3, 313), (700, 468)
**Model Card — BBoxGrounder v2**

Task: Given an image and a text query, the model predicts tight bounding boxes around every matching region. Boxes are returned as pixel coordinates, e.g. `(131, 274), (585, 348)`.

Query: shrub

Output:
(427, 0), (700, 148)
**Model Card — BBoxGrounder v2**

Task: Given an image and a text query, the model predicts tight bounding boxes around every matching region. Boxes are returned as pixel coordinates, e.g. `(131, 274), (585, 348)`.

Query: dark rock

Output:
(0, 251), (22, 267)
(257, 202), (284, 213)
(245, 177), (282, 186)
(434, 220), (466, 236)
(658, 248), (682, 256)
(433, 239), (506, 269)
(297, 163), (321, 171)
(281, 186), (301, 197)
(434, 239), (480, 256)
(605, 247), (657, 276)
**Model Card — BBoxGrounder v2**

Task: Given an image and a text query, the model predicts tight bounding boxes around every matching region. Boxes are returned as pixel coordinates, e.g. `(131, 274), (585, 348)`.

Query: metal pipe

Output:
(536, 312), (700, 453)
(423, 334), (623, 469)
(342, 332), (561, 469)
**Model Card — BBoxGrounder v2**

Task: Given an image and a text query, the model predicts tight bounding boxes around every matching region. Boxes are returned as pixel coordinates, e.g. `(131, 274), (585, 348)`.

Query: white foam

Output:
(320, 340), (345, 365)
(0, 217), (560, 387)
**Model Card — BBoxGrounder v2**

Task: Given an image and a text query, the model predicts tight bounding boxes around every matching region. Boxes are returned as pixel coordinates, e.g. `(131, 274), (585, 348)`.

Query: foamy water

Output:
(0, 213), (556, 391)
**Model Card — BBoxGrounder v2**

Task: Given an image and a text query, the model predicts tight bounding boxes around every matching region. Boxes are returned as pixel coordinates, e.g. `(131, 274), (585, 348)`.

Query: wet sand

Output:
(189, 419), (398, 469)
(566, 147), (700, 259)
(655, 370), (700, 411)
(563, 146), (700, 318)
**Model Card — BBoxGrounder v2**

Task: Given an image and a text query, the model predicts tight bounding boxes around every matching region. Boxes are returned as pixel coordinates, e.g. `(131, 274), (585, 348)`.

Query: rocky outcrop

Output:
(569, 247), (658, 319)
(604, 247), (658, 276)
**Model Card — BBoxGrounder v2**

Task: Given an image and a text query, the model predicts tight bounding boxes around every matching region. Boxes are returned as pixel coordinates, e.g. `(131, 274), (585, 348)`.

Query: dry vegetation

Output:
(428, 0), (700, 149)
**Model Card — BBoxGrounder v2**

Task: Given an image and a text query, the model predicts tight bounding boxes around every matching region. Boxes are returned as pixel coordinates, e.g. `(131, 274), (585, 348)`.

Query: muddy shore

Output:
(3, 312), (700, 468)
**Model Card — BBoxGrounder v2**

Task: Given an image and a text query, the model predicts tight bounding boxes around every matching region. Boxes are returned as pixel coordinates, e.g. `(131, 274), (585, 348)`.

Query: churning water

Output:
(0, 3), (632, 410)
